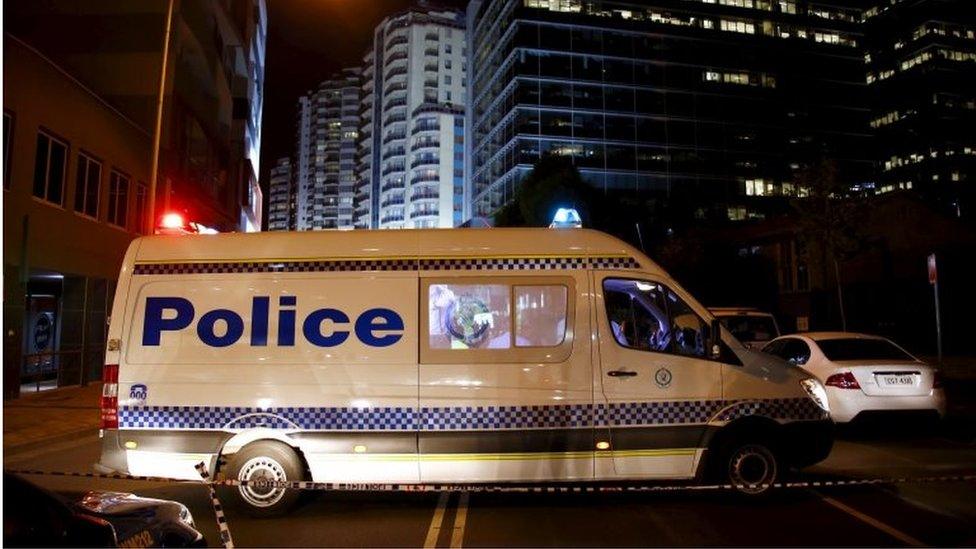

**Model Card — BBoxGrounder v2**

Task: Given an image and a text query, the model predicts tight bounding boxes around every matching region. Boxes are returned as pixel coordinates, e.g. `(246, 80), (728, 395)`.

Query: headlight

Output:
(800, 378), (830, 413)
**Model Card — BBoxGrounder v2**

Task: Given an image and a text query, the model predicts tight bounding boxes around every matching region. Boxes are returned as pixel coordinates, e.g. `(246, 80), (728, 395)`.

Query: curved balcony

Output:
(382, 132), (406, 145)
(410, 173), (440, 185)
(384, 65), (408, 80)
(413, 138), (440, 150)
(410, 209), (439, 219)
(383, 113), (407, 125)
(386, 50), (408, 64)
(411, 122), (440, 135)
(381, 197), (406, 208)
(381, 180), (406, 193)
(410, 191), (440, 201)
(381, 214), (405, 224)
(382, 148), (406, 161)
(411, 156), (440, 169)
(383, 97), (407, 113)
(385, 35), (407, 51)
(384, 81), (407, 95)
(381, 164), (405, 177)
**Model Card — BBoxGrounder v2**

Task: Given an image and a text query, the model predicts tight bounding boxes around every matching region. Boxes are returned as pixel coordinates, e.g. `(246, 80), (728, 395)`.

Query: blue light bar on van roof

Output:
(550, 208), (582, 229)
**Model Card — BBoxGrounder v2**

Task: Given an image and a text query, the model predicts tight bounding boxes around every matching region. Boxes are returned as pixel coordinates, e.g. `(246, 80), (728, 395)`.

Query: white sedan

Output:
(761, 332), (945, 423)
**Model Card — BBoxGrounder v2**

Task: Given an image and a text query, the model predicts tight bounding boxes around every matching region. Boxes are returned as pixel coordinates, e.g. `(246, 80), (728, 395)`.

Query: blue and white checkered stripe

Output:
(132, 256), (640, 275)
(118, 398), (823, 430)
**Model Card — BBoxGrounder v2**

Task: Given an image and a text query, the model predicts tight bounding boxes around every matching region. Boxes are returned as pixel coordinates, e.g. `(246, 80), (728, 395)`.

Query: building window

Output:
(73, 153), (102, 218)
(3, 112), (12, 190)
(133, 183), (148, 233)
(444, 75), (452, 85)
(107, 170), (130, 227)
(720, 19), (755, 34)
(445, 44), (452, 54)
(445, 59), (452, 69)
(32, 131), (68, 205)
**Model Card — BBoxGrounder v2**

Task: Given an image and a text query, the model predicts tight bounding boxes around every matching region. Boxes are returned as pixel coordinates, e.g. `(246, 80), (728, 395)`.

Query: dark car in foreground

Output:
(4, 473), (205, 547)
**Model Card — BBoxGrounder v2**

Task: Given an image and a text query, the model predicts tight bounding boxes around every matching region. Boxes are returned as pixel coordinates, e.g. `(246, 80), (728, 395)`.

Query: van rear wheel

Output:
(226, 441), (304, 516)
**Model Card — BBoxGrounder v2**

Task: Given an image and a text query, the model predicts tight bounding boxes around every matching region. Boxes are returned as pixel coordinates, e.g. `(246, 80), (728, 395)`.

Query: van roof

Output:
(131, 228), (663, 274)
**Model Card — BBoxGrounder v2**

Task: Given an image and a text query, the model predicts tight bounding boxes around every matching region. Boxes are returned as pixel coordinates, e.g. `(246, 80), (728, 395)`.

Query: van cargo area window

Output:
(515, 285), (567, 347)
(429, 284), (511, 349)
(603, 278), (707, 358)
(422, 277), (575, 364)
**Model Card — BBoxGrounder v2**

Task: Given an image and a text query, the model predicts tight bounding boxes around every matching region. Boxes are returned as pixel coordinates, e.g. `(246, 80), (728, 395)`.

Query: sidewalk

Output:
(3, 383), (101, 452)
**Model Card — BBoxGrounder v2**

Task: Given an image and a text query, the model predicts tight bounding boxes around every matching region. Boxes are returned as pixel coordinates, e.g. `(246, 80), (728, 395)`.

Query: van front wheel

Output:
(226, 441), (304, 516)
(712, 439), (780, 496)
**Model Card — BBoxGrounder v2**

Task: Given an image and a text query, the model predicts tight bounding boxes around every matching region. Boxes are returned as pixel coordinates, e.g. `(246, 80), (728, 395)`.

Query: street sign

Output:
(927, 253), (937, 285)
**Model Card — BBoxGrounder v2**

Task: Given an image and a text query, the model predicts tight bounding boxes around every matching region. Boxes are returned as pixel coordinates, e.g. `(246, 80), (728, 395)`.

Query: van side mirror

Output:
(709, 319), (722, 359)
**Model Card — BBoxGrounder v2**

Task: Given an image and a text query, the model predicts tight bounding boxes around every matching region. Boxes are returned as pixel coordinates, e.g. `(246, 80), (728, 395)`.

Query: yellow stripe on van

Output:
(318, 449), (697, 462)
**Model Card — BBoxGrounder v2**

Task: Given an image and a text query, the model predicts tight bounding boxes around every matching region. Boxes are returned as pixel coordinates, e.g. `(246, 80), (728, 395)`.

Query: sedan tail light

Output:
(100, 364), (119, 429)
(825, 372), (860, 390)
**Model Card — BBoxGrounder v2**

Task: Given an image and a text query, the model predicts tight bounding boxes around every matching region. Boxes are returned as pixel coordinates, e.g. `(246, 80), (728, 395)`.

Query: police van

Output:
(96, 226), (833, 514)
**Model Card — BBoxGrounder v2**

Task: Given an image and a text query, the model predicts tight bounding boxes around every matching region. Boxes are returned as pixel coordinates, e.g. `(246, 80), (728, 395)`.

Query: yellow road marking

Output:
(450, 492), (469, 548)
(818, 493), (925, 547)
(424, 492), (450, 549)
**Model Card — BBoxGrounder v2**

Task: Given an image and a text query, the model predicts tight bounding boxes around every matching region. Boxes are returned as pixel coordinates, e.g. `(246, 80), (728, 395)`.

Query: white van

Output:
(96, 228), (832, 514)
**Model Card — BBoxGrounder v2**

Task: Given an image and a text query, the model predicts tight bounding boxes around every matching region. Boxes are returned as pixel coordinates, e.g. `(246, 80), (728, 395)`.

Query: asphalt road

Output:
(5, 421), (976, 548)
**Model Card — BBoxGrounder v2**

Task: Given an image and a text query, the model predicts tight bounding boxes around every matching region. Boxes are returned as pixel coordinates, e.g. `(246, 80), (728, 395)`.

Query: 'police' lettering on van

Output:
(142, 296), (404, 348)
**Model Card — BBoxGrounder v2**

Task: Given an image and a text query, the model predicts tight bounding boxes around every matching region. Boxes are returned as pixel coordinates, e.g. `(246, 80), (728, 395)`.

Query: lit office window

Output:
(720, 19), (756, 34)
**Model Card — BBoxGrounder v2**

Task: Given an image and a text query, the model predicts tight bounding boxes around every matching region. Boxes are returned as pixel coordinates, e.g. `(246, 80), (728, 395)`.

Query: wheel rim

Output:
(237, 456), (288, 508)
(728, 444), (777, 494)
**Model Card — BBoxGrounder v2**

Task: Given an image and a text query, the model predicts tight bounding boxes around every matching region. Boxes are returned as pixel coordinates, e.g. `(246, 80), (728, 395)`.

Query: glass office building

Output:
(862, 0), (975, 218)
(467, 0), (873, 222)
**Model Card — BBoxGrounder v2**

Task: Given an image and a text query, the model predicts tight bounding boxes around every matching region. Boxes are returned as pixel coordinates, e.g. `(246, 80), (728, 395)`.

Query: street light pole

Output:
(147, 0), (175, 235)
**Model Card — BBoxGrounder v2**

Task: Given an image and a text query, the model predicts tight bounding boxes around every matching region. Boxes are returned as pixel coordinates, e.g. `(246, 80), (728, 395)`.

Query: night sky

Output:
(261, 0), (468, 191)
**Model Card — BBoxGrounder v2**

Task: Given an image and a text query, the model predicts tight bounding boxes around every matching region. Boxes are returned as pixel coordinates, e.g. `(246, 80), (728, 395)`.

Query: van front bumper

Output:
(780, 419), (834, 469)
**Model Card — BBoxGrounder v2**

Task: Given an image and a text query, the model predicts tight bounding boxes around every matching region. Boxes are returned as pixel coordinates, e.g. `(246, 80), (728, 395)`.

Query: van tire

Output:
(226, 441), (304, 516)
(710, 437), (780, 496)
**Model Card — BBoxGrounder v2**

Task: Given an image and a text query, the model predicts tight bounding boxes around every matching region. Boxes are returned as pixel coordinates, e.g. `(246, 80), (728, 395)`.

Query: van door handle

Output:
(607, 370), (637, 377)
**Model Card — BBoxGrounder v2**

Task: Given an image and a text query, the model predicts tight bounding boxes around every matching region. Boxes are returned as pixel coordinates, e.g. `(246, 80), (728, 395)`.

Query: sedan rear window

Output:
(817, 338), (914, 362)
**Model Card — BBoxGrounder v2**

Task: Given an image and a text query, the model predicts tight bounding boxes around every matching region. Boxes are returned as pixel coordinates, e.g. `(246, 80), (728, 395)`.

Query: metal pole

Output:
(934, 277), (943, 366)
(635, 222), (646, 253)
(146, 0), (175, 235)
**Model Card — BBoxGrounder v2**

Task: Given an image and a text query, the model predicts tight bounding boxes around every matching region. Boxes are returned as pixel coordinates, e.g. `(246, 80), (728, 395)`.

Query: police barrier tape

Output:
(7, 466), (976, 549)
(6, 467), (976, 492)
(195, 463), (234, 549)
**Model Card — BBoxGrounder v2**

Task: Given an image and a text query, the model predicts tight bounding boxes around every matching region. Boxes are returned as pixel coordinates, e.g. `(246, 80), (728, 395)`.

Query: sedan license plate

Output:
(878, 374), (915, 387)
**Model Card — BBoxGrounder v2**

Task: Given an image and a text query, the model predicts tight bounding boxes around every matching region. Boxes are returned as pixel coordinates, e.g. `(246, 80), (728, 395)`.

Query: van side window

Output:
(666, 289), (707, 358)
(603, 279), (671, 352)
(515, 285), (567, 347)
(429, 284), (511, 349)
(603, 279), (707, 358)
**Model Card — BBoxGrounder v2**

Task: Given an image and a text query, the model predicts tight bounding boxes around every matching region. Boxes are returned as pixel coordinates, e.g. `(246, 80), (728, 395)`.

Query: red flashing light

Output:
(825, 372), (860, 390)
(161, 212), (186, 230)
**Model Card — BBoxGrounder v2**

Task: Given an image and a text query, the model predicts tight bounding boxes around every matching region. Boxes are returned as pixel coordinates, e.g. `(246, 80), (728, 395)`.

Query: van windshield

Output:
(817, 338), (915, 362)
(718, 315), (778, 343)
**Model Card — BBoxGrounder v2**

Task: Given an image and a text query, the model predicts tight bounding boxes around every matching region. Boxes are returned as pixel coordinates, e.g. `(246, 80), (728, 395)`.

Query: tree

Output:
(791, 158), (867, 331)
(493, 156), (597, 227)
